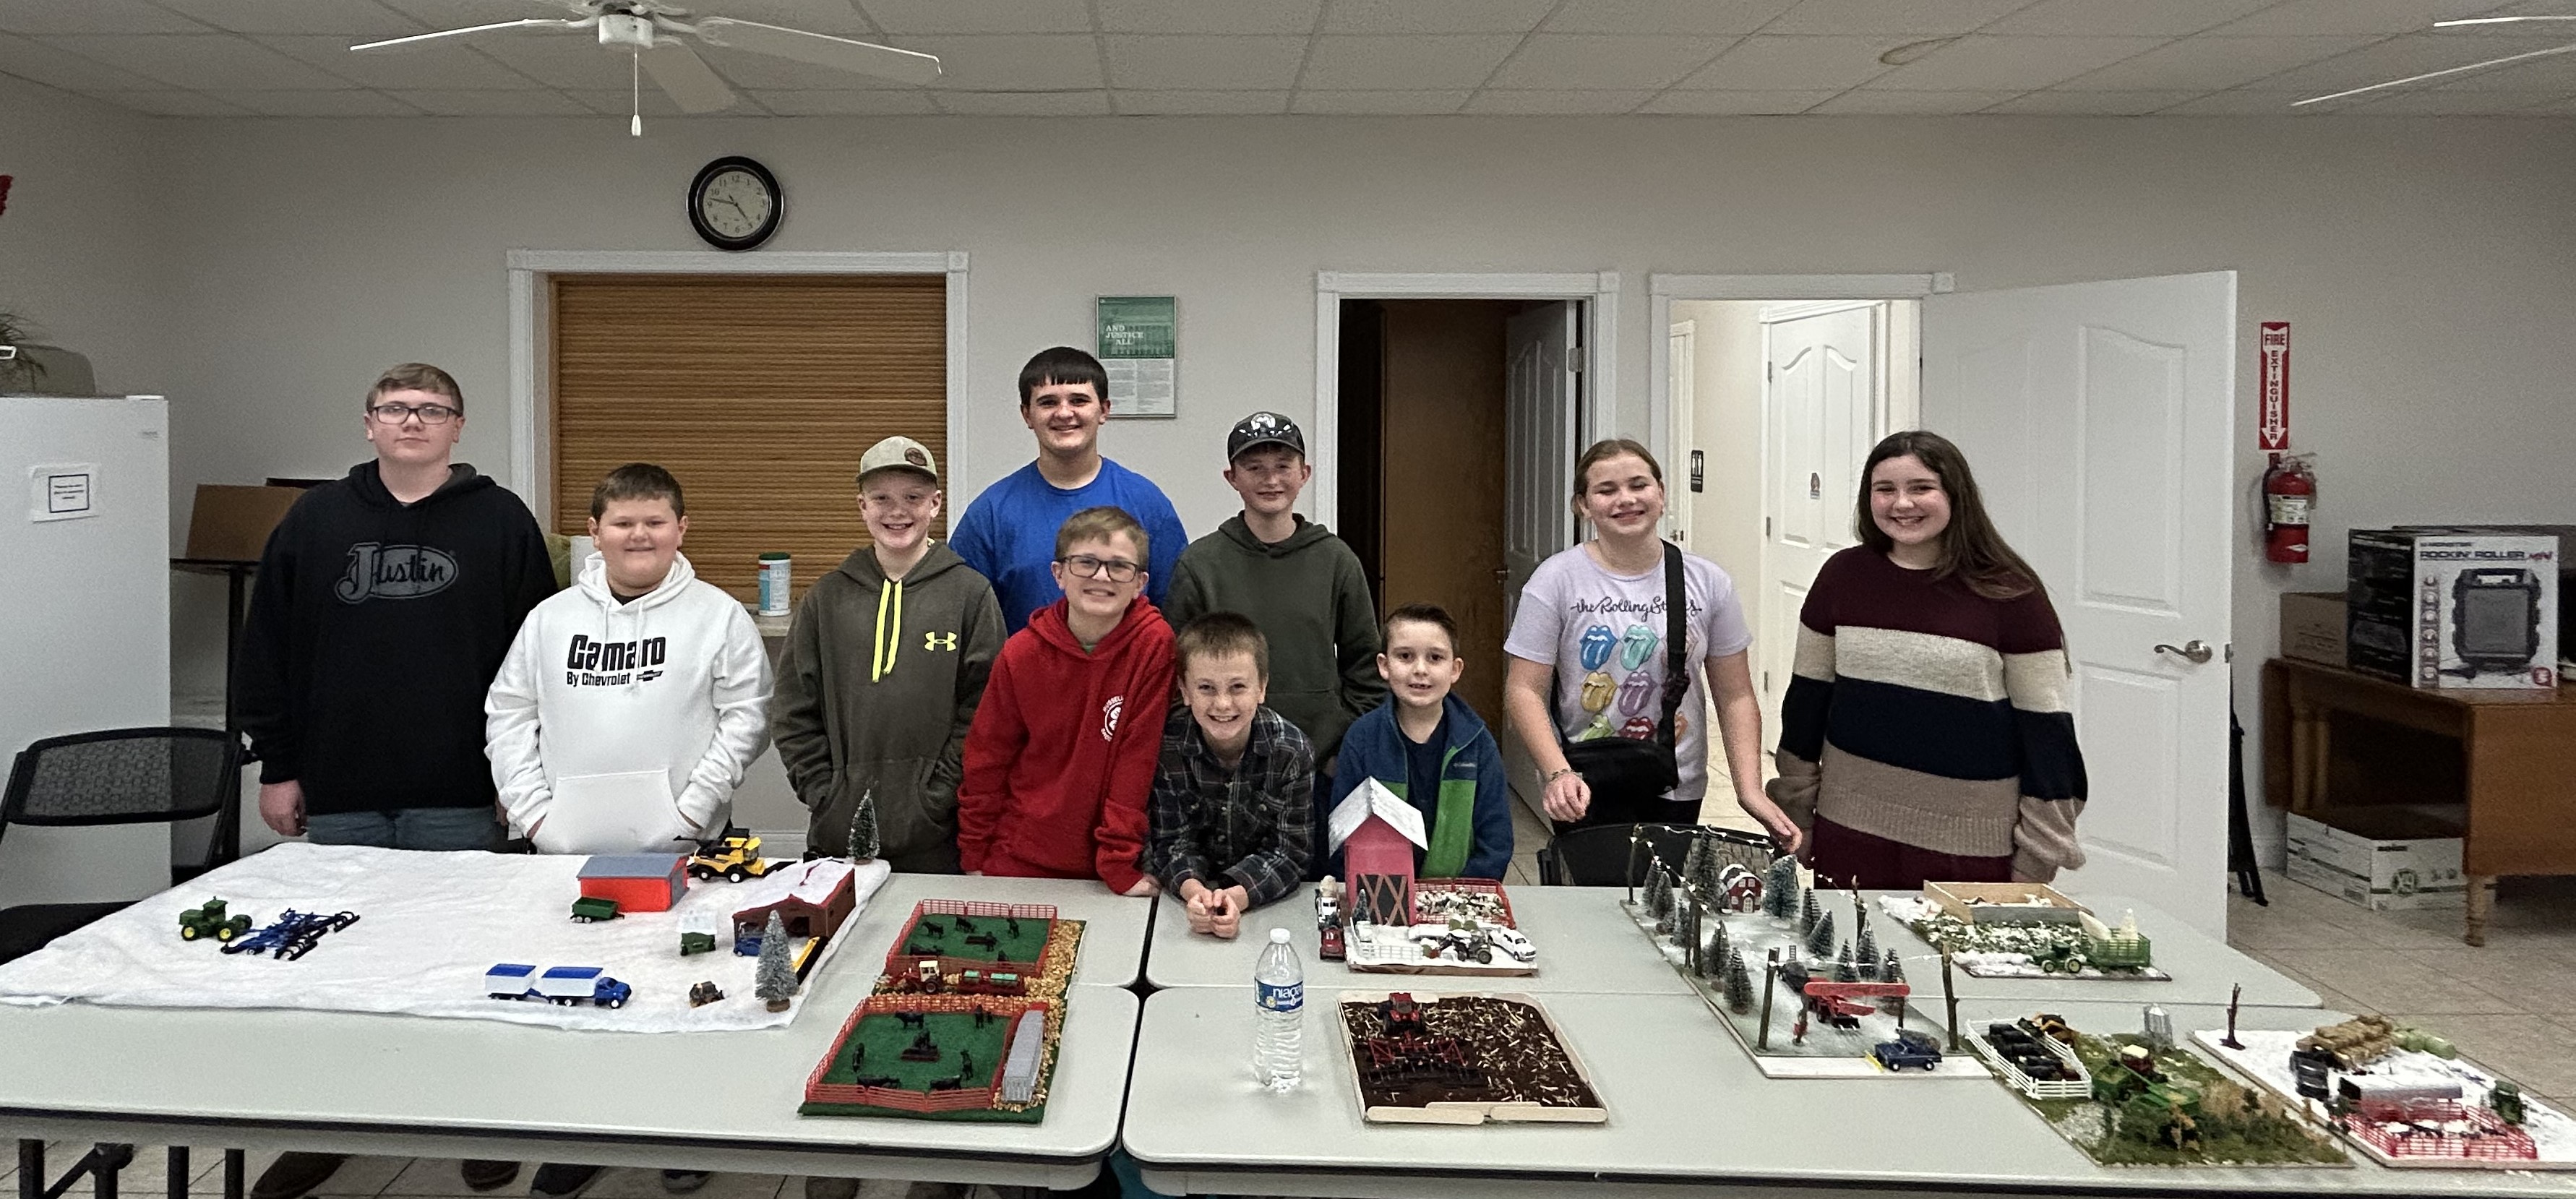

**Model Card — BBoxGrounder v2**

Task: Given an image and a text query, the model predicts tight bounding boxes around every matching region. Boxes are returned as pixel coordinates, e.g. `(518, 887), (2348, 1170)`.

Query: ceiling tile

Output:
(472, 34), (653, 89)
(1865, 34), (2167, 90)
(97, 89), (257, 114)
(0, 31), (168, 90)
(1290, 89), (1469, 113)
(1321, 0), (1557, 35)
(690, 0), (879, 36)
(1986, 0), (2278, 37)
(1767, 0), (2033, 37)
(2210, 0), (2513, 36)
(1103, 35), (1305, 90)
(1678, 35), (1894, 90)
(2153, 89), (2324, 113)
(1463, 88), (1655, 113)
(389, 87), (594, 114)
(1542, 0), (1803, 37)
(151, 0), (424, 36)
(1809, 88), (2024, 113)
(1637, 88), (1836, 113)
(1983, 89), (2206, 113)
(2256, 33), (2574, 94)
(879, 35), (1102, 90)
(752, 87), (940, 113)
(2525, 94), (2576, 111)
(1111, 88), (1291, 113)
(38, 33), (358, 89)
(567, 87), (696, 115)
(1098, 0), (1323, 35)
(1485, 34), (1736, 89)
(932, 89), (1112, 113)
(200, 88), (421, 114)
(857, 0), (1091, 35)
(2056, 35), (2379, 91)
(697, 45), (909, 88)
(257, 34), (542, 88)
(2352, 88), (2571, 112)
(0, 0), (208, 35)
(1300, 34), (1520, 90)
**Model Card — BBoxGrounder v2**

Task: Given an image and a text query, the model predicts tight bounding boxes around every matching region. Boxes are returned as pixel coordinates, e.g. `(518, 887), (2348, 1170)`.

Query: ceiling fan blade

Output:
(351, 17), (593, 53)
(690, 17), (942, 85)
(2293, 39), (2576, 106)
(643, 43), (738, 113)
(2434, 15), (2576, 25)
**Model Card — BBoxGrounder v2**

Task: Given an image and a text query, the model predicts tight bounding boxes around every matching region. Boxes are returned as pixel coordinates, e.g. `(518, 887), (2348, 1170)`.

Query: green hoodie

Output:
(1164, 515), (1384, 763)
(771, 541), (1003, 872)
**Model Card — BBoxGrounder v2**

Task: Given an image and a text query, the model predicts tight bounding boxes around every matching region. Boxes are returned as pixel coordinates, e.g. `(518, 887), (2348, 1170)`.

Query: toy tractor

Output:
(689, 831), (773, 883)
(178, 898), (252, 943)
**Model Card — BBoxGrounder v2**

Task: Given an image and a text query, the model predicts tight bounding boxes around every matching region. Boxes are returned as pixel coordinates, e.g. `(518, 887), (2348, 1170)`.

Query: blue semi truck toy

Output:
(486, 963), (632, 1008)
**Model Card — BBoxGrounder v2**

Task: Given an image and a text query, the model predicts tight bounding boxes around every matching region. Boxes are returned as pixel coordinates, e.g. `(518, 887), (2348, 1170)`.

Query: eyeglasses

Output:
(369, 402), (460, 426)
(1057, 554), (1141, 583)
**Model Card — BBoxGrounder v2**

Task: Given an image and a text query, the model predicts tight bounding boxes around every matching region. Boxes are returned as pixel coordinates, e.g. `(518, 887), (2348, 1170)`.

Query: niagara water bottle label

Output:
(1256, 979), (1302, 1013)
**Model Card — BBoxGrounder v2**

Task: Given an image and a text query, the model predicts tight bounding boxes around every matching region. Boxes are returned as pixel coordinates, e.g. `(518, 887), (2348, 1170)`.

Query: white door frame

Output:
(1647, 272), (1950, 479)
(1312, 270), (1619, 530)
(505, 249), (971, 524)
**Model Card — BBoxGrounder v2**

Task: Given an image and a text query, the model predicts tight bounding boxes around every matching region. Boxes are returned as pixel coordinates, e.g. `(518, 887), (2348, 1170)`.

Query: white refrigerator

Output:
(0, 395), (173, 908)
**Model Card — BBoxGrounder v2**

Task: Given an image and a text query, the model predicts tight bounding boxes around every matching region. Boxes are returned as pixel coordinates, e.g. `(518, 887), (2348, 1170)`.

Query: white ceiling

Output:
(5, 0), (2575, 117)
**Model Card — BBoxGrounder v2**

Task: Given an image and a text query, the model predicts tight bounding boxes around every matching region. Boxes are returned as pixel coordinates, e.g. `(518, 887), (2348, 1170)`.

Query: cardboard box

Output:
(2278, 591), (2346, 667)
(184, 484), (304, 562)
(2347, 528), (2559, 689)
(1923, 881), (2089, 925)
(2283, 809), (2465, 911)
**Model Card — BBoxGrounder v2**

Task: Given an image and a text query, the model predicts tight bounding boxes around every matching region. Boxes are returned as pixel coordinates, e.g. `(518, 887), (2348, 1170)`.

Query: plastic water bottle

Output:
(1253, 926), (1304, 1091)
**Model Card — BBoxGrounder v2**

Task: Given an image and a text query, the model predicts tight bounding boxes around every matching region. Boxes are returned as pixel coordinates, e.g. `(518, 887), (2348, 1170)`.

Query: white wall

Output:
(37, 108), (2576, 862)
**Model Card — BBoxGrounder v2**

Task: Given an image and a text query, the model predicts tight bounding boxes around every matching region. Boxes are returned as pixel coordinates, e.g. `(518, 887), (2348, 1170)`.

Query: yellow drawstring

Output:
(870, 577), (904, 682)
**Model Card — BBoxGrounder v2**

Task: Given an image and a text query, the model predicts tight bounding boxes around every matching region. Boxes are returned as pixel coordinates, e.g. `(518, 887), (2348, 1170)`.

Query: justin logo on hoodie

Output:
(335, 543), (459, 603)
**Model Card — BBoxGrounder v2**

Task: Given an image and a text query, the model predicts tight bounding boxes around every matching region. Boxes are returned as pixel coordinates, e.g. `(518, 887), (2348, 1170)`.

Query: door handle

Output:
(2153, 640), (2214, 665)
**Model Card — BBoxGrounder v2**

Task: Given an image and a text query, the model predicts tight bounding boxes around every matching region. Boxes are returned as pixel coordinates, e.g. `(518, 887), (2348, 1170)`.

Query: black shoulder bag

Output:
(1555, 541), (1690, 827)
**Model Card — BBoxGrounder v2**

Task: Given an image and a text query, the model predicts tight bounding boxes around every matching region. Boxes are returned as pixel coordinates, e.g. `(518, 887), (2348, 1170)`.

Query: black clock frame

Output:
(687, 155), (783, 252)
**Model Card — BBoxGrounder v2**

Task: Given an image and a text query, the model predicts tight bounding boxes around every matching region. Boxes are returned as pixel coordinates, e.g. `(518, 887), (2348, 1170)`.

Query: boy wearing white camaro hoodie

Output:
(486, 463), (773, 855)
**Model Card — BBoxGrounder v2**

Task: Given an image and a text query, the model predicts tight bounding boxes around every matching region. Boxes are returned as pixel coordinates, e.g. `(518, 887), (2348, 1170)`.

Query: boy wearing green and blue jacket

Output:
(1324, 603), (1511, 880)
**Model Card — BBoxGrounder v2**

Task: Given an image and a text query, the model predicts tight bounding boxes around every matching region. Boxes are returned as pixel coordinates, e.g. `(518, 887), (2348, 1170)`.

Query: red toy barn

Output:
(577, 854), (688, 913)
(1328, 780), (1427, 927)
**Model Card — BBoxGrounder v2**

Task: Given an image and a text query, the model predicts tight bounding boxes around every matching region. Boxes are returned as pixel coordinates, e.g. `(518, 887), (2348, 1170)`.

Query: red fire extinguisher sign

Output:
(2257, 322), (2291, 451)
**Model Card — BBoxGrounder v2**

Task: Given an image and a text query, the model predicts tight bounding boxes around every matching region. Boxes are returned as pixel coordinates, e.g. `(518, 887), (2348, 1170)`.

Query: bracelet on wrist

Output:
(1542, 766), (1579, 785)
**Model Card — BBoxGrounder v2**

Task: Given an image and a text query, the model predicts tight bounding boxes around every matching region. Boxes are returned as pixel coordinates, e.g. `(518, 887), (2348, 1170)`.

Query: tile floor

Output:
(10, 812), (2570, 1198)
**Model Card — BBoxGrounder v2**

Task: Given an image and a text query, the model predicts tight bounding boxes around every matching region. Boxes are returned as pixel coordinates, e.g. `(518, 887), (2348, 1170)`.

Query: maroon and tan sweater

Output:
(1764, 547), (2089, 882)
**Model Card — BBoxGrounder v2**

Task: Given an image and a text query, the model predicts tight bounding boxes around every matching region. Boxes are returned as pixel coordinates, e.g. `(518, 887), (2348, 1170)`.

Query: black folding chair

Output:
(0, 726), (243, 965)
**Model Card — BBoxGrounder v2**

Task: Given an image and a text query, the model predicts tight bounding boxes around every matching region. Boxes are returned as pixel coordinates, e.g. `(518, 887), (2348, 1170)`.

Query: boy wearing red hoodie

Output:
(958, 506), (1175, 895)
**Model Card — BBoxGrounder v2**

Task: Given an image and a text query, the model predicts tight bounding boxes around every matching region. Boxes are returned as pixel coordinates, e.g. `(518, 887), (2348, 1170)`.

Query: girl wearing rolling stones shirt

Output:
(1766, 430), (2089, 890)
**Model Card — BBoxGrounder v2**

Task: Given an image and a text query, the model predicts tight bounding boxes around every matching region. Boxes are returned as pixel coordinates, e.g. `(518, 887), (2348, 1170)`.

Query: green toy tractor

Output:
(179, 898), (252, 942)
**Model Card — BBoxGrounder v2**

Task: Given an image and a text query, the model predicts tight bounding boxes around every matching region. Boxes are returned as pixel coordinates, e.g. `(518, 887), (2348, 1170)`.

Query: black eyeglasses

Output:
(1057, 554), (1141, 583)
(369, 402), (460, 426)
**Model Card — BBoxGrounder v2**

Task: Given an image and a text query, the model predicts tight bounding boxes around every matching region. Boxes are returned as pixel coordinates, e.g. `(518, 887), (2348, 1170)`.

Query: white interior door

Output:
(1923, 272), (2236, 937)
(1666, 320), (1695, 546)
(1758, 303), (1884, 749)
(1503, 301), (1581, 814)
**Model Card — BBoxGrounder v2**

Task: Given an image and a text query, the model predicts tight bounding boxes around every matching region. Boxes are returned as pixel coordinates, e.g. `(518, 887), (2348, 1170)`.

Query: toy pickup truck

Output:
(486, 963), (632, 1008)
(1872, 1028), (1944, 1072)
(178, 898), (252, 943)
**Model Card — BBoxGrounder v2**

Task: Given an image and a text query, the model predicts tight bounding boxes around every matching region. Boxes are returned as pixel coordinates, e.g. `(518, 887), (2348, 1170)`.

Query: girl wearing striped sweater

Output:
(1766, 431), (2088, 888)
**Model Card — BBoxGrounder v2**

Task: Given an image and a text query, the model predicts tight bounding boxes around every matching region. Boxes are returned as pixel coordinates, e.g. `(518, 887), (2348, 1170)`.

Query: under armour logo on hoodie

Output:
(1100, 695), (1123, 742)
(336, 542), (459, 603)
(924, 631), (958, 651)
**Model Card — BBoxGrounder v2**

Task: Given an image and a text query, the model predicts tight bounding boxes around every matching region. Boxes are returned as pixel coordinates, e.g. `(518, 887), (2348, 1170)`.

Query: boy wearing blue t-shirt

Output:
(952, 346), (1188, 632)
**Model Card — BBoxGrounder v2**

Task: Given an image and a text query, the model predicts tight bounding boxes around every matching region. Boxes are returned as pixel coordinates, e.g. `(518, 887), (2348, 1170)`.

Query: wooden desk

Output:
(2261, 657), (2576, 945)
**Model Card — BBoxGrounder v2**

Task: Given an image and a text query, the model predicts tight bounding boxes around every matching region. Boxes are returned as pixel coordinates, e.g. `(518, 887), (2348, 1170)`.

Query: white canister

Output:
(757, 552), (791, 616)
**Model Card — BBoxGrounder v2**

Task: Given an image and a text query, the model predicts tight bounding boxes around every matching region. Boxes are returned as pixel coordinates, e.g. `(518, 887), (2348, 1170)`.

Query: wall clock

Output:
(688, 156), (781, 252)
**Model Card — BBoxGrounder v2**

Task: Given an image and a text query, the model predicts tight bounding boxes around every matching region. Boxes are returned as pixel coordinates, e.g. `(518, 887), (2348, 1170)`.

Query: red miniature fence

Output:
(2348, 1102), (2538, 1161)
(804, 994), (1049, 1112)
(915, 899), (1057, 921)
(883, 900), (1062, 979)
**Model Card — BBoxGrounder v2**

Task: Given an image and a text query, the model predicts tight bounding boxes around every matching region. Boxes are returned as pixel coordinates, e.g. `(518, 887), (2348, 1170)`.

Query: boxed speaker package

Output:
(2347, 528), (2559, 689)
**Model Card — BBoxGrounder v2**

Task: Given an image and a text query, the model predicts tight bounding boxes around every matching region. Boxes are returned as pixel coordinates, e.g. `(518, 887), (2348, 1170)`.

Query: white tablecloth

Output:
(0, 843), (889, 1031)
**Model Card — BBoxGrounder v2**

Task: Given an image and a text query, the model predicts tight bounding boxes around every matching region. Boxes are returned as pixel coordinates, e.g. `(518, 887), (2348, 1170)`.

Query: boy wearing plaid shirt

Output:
(1147, 612), (1315, 939)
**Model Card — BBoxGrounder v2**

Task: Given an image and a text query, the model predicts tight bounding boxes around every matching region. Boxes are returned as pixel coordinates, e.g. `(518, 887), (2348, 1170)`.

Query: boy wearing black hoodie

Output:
(773, 437), (1004, 873)
(232, 363), (553, 1199)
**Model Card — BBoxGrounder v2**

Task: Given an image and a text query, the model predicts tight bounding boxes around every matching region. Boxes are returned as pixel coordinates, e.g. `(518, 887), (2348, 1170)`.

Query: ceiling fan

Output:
(2295, 14), (2576, 106)
(352, 0), (942, 133)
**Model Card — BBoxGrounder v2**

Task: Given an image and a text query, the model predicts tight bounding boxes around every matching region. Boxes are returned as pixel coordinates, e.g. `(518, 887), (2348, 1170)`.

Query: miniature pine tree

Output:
(1881, 949), (1905, 987)
(1855, 919), (1878, 968)
(1705, 913), (1731, 975)
(1806, 910), (1836, 958)
(1722, 949), (1755, 1013)
(755, 911), (796, 1012)
(1764, 856), (1799, 919)
(1680, 838), (1709, 902)
(848, 783), (881, 860)
(1644, 864), (1672, 922)
(1693, 841), (1725, 902)
(1859, 947), (1880, 981)
(1834, 941), (1858, 983)
(1798, 887), (1821, 934)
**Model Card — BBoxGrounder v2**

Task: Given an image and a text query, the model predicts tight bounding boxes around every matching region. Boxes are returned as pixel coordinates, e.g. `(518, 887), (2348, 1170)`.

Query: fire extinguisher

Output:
(2262, 452), (2316, 564)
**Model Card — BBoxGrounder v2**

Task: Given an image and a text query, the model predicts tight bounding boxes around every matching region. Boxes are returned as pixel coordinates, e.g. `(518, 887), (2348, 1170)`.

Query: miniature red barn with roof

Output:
(731, 859), (859, 942)
(577, 854), (687, 913)
(1329, 780), (1427, 928)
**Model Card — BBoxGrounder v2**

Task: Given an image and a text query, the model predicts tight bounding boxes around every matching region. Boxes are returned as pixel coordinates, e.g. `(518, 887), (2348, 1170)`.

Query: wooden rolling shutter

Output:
(551, 273), (946, 603)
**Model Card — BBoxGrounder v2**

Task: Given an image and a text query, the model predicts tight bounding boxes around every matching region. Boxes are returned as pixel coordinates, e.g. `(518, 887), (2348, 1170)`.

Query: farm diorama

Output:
(2194, 1013), (2576, 1169)
(1620, 833), (1981, 1079)
(1880, 885), (2168, 981)
(1335, 991), (1605, 1125)
(1319, 781), (1538, 975)
(1975, 1008), (2346, 1167)
(802, 899), (1086, 1122)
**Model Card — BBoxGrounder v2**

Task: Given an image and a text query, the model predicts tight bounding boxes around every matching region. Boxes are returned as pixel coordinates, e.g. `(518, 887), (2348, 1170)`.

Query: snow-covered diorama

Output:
(1347, 880), (1539, 976)
(1623, 840), (1982, 1080)
(1880, 895), (2171, 981)
(2194, 1018), (2576, 1169)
